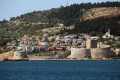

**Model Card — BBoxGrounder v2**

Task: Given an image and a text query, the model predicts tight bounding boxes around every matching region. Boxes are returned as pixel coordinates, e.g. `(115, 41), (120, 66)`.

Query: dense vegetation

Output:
(72, 16), (120, 36)
(0, 1), (120, 47)
(48, 1), (120, 26)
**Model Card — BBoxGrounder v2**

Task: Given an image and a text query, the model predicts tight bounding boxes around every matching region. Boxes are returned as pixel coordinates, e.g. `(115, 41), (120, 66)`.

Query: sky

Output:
(0, 0), (119, 21)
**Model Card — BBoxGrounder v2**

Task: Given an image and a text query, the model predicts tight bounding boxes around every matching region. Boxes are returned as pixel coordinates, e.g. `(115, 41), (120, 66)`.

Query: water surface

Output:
(0, 60), (120, 80)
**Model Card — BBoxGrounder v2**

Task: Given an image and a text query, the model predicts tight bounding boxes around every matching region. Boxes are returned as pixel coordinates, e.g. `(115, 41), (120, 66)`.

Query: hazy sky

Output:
(0, 0), (119, 21)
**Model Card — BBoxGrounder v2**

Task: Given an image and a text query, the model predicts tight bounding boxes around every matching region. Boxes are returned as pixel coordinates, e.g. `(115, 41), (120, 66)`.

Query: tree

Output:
(117, 53), (120, 57)
(62, 47), (66, 51)
(110, 51), (116, 57)
(51, 38), (55, 42)
(90, 31), (96, 36)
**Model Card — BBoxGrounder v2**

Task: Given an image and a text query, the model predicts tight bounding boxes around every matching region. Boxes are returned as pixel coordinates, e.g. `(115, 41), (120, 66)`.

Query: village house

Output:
(17, 45), (34, 52)
(42, 36), (48, 41)
(72, 39), (83, 45)
(84, 34), (91, 39)
(7, 42), (17, 49)
(115, 36), (120, 41)
(34, 46), (46, 52)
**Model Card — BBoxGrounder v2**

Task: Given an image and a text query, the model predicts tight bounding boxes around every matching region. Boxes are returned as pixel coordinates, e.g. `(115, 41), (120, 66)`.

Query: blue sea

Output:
(0, 60), (120, 80)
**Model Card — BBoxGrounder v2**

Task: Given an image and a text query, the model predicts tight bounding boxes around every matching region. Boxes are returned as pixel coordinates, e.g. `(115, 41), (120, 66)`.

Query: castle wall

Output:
(14, 51), (28, 60)
(71, 48), (91, 59)
(55, 50), (71, 59)
(91, 47), (111, 59)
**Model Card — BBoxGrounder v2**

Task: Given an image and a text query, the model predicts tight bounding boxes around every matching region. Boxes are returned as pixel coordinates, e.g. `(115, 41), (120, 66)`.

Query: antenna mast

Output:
(67, 0), (68, 6)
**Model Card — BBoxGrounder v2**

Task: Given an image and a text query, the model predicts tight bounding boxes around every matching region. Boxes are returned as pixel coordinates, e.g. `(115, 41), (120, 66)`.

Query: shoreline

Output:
(1, 58), (120, 61)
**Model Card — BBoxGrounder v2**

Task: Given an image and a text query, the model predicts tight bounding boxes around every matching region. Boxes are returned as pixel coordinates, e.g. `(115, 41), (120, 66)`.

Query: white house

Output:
(115, 36), (120, 41)
(19, 46), (34, 52)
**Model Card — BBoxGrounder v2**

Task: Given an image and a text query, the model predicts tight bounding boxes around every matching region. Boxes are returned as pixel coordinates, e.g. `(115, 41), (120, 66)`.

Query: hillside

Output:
(72, 15), (120, 36)
(83, 7), (120, 20)
(0, 51), (14, 61)
(0, 1), (120, 47)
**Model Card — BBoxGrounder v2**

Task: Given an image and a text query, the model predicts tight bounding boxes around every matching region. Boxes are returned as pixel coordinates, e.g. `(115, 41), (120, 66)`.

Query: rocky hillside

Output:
(83, 7), (120, 20)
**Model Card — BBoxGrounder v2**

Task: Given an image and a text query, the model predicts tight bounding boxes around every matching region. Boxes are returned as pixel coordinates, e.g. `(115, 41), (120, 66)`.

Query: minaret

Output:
(108, 29), (110, 34)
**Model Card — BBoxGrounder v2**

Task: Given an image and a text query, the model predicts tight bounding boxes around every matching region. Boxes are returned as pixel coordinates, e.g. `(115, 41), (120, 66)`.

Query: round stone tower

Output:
(91, 47), (111, 59)
(71, 48), (91, 59)
(14, 51), (28, 60)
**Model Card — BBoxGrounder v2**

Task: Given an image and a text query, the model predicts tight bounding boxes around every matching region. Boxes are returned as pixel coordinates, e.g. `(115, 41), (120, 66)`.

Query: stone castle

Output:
(71, 39), (111, 59)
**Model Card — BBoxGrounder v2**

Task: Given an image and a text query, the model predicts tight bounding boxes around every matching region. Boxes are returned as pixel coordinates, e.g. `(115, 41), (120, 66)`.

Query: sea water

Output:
(0, 60), (120, 80)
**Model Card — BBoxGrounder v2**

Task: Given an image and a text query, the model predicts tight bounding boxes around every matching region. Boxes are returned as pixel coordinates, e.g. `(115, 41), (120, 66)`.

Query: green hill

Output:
(0, 1), (120, 46)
